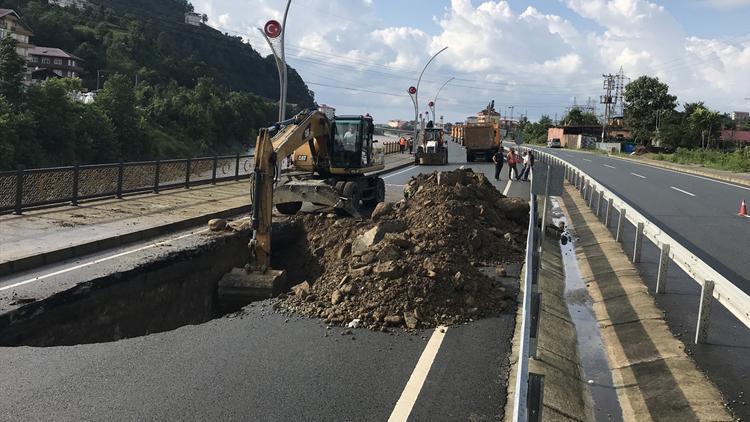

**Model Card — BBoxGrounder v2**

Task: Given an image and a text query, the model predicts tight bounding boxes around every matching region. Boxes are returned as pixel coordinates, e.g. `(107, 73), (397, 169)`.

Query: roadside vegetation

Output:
(649, 148), (750, 172)
(0, 0), (315, 171)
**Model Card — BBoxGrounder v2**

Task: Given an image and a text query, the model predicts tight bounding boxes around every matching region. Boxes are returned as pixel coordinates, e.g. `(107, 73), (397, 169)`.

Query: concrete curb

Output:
(0, 162), (415, 278)
(606, 154), (750, 188)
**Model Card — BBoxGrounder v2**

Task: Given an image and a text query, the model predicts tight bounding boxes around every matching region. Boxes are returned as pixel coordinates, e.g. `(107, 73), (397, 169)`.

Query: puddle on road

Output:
(550, 197), (624, 422)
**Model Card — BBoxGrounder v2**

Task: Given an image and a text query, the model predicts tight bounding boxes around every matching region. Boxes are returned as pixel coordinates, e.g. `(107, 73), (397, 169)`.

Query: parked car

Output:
(547, 138), (562, 148)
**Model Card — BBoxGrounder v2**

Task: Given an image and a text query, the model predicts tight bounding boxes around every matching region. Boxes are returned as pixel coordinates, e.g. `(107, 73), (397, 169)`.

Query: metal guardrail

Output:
(380, 141), (403, 154)
(0, 154), (255, 214)
(512, 176), (541, 421)
(526, 148), (750, 343)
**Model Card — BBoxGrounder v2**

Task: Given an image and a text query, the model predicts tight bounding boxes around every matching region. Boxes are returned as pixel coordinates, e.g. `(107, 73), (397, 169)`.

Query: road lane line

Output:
(388, 326), (448, 422)
(630, 172), (647, 179)
(383, 165), (418, 179)
(583, 158), (592, 162)
(0, 228), (213, 292)
(386, 184), (405, 187)
(502, 179), (513, 196)
(670, 186), (696, 197)
(603, 164), (616, 169)
(607, 155), (750, 192)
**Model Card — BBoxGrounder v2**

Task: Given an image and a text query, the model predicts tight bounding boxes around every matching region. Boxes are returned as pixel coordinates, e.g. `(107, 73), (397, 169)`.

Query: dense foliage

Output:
(519, 115), (553, 144)
(652, 148), (750, 172)
(0, 0), (316, 170)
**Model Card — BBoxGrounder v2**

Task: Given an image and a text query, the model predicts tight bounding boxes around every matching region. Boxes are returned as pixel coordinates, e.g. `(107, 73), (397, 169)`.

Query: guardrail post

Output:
(235, 153), (241, 181)
(211, 156), (218, 185)
(71, 164), (79, 206)
(595, 191), (602, 217)
(154, 159), (161, 194)
(616, 208), (626, 242)
(588, 186), (595, 208)
(656, 244), (670, 294)
(633, 222), (644, 263)
(185, 157), (191, 188)
(116, 161), (124, 199)
(13, 166), (24, 215)
(527, 373), (545, 422)
(530, 292), (541, 358)
(695, 280), (714, 344)
(605, 198), (614, 227)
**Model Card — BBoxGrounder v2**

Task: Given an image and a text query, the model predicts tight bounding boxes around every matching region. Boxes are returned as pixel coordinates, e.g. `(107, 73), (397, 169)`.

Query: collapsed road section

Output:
(0, 168), (528, 346)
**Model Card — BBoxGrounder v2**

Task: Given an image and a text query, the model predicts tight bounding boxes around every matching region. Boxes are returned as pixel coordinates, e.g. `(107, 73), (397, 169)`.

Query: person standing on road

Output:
(520, 151), (534, 181)
(399, 136), (406, 153)
(492, 146), (505, 181)
(507, 148), (519, 180)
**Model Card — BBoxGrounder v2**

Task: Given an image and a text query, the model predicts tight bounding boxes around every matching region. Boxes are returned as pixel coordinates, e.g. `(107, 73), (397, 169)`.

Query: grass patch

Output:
(638, 148), (750, 172)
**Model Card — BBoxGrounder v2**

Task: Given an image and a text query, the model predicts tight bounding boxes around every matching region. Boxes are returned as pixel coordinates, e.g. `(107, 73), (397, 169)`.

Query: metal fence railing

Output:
(1, 154), (255, 214)
(381, 141), (402, 154)
(525, 148), (750, 343)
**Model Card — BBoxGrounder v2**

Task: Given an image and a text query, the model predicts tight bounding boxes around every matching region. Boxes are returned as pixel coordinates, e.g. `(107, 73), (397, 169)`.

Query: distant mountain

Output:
(1, 0), (315, 107)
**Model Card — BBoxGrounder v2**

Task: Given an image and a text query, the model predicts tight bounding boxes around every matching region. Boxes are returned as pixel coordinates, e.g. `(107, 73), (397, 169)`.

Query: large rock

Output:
(497, 197), (530, 223)
(291, 281), (311, 298)
(377, 243), (401, 261)
(371, 202), (394, 221)
(208, 218), (227, 231)
(351, 221), (407, 256)
(374, 261), (403, 279)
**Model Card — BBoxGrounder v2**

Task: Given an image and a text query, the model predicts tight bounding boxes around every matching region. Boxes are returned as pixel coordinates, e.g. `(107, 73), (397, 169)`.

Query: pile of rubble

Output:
(278, 168), (529, 331)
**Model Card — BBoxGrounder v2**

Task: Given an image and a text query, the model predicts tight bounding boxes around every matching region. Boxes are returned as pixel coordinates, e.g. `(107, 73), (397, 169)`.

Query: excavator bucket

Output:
(217, 268), (286, 311)
(274, 179), (362, 218)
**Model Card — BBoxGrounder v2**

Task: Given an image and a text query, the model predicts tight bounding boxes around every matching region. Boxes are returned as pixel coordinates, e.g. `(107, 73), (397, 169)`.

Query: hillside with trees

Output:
(0, 0), (316, 170)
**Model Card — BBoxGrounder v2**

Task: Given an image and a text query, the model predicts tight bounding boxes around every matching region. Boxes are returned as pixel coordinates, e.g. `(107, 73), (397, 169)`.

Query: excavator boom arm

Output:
(250, 110), (330, 270)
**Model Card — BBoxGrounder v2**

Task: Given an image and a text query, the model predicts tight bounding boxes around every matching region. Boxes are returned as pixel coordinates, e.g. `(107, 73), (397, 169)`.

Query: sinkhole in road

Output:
(0, 221), (315, 347)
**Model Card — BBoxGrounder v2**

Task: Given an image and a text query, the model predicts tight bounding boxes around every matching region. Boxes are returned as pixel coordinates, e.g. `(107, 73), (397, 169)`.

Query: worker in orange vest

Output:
(399, 137), (407, 153)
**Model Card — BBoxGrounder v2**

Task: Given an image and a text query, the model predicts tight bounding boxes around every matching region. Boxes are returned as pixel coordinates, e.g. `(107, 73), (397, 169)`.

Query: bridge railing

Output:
(1, 153), (255, 215)
(526, 148), (750, 344)
(380, 141), (402, 154)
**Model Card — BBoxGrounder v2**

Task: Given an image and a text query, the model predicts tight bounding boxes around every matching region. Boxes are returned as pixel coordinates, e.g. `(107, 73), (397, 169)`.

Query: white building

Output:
(731, 111), (749, 121)
(49, 0), (90, 8)
(318, 104), (335, 120)
(185, 12), (203, 26)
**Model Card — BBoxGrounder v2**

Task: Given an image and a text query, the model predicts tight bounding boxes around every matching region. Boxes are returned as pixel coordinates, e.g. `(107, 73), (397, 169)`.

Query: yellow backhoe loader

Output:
(218, 110), (386, 305)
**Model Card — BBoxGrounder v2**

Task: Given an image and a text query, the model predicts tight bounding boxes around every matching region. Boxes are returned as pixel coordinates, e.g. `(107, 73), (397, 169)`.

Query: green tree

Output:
(96, 73), (147, 159)
(0, 35), (27, 106)
(688, 106), (722, 149)
(623, 76), (678, 145)
(563, 108), (599, 126)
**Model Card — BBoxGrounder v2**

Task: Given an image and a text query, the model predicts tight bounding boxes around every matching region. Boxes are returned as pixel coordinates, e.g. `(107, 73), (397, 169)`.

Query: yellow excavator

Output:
(218, 110), (386, 305)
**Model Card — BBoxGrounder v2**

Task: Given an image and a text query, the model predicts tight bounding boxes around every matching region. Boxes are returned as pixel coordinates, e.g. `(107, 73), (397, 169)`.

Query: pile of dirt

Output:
(277, 168), (529, 330)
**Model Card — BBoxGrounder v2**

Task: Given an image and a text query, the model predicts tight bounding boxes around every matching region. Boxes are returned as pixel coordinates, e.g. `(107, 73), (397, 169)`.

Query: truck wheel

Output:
(276, 202), (302, 215)
(343, 181), (361, 209)
(335, 181), (346, 195)
(366, 178), (385, 205)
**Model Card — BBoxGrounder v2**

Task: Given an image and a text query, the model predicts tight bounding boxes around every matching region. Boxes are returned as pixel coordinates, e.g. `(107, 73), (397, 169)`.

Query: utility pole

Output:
(601, 73), (615, 143)
(96, 70), (105, 91)
(259, 0), (292, 122)
(408, 46), (449, 143)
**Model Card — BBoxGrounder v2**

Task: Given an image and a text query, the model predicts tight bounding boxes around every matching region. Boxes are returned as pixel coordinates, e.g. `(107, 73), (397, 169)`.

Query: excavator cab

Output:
(329, 116), (380, 171)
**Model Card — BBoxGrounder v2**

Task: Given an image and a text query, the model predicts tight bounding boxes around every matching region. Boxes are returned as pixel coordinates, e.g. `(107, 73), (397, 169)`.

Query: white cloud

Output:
(698, 0), (750, 9)
(187, 0), (750, 121)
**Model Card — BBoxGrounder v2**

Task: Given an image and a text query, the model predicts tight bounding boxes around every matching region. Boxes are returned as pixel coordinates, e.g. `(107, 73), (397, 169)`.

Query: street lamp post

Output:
(259, 0), (292, 122)
(408, 47), (448, 143)
(431, 76), (454, 124)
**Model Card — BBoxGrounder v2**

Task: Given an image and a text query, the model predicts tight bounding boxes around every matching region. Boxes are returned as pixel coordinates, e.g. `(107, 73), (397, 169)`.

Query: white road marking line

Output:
(386, 184), (405, 187)
(670, 186), (696, 197)
(603, 164), (616, 169)
(502, 179), (513, 196)
(631, 172), (647, 179)
(388, 326), (448, 422)
(0, 227), (213, 292)
(607, 155), (750, 192)
(383, 166), (418, 179)
(583, 158), (593, 162)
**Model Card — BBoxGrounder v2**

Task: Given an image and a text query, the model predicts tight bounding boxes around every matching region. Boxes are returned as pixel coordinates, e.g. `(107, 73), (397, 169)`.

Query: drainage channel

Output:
(550, 197), (624, 421)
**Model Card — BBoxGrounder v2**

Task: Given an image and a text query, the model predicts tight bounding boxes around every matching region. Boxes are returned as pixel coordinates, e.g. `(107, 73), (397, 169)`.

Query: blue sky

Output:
(195, 0), (750, 123)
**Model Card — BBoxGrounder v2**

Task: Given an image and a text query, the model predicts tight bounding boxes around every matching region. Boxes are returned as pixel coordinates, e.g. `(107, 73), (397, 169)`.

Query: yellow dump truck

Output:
(463, 125), (498, 162)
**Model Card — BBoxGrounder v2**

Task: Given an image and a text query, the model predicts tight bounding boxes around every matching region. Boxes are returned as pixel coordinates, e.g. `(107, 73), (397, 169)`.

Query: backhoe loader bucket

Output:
(274, 179), (362, 218)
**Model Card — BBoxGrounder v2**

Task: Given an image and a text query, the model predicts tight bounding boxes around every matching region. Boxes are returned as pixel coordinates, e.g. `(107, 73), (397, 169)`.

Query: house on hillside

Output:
(49, 0), (91, 8)
(0, 8), (34, 58)
(27, 46), (84, 81)
(185, 12), (207, 26)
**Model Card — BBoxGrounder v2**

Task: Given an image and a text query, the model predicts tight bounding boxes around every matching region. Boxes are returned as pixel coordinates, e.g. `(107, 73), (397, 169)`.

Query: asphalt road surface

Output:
(534, 147), (750, 293)
(0, 140), (531, 421)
